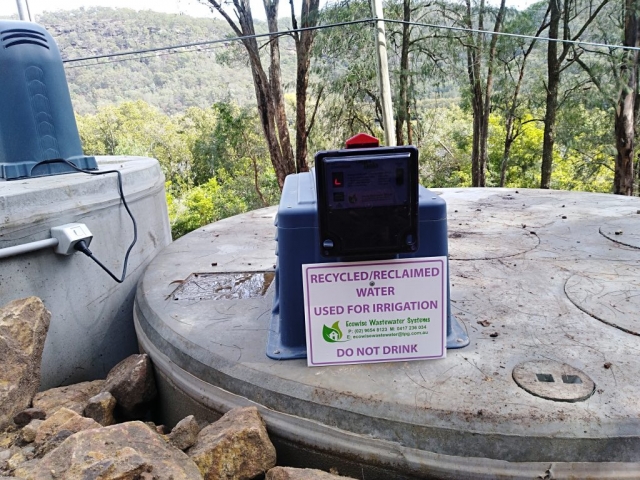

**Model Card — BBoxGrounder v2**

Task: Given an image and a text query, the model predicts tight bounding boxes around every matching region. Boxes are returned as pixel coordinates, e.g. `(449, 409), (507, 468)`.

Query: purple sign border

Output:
(304, 258), (446, 366)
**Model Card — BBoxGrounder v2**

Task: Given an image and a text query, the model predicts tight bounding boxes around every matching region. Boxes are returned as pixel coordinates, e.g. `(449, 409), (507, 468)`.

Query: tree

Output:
(460, 0), (506, 186)
(567, 0), (636, 194)
(190, 102), (277, 205)
(540, 0), (609, 189)
(387, 0), (449, 145)
(291, 0), (322, 169)
(204, 0), (320, 189)
(310, 0), (383, 144)
(312, 0), (448, 148)
(396, 0), (414, 144)
(77, 100), (194, 190)
(494, 5), (549, 187)
(613, 0), (638, 195)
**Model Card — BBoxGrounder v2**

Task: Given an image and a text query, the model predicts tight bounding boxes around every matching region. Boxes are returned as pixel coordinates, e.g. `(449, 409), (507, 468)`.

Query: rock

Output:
(83, 391), (116, 426)
(0, 297), (51, 430)
(12, 458), (40, 478)
(32, 380), (104, 417)
(7, 451), (27, 470)
(35, 429), (74, 457)
(34, 407), (100, 447)
(102, 354), (157, 418)
(267, 467), (357, 480)
(0, 448), (11, 462)
(21, 445), (35, 459)
(21, 419), (43, 443)
(188, 407), (276, 480)
(13, 408), (46, 428)
(71, 445), (150, 477)
(0, 428), (18, 449)
(168, 415), (200, 451)
(30, 421), (203, 479)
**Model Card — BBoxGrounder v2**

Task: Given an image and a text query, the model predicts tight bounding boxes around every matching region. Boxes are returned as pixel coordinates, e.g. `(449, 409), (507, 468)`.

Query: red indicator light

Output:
(332, 172), (344, 188)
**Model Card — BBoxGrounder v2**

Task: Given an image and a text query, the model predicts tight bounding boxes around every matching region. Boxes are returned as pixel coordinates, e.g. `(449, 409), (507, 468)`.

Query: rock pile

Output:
(0, 297), (355, 480)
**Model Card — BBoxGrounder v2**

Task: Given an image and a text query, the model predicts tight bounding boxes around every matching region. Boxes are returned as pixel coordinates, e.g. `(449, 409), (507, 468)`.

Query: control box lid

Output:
(315, 145), (419, 257)
(277, 170), (446, 231)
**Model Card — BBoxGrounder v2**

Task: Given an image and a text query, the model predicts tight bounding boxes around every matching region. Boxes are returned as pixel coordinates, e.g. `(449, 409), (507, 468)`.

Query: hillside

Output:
(34, 8), (297, 114)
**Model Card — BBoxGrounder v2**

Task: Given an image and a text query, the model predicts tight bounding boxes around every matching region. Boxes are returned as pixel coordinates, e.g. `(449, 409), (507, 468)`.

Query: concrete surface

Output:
(134, 188), (640, 479)
(1, 156), (171, 388)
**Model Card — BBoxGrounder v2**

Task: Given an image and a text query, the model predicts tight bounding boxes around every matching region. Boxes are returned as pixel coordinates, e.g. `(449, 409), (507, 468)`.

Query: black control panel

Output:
(315, 145), (419, 257)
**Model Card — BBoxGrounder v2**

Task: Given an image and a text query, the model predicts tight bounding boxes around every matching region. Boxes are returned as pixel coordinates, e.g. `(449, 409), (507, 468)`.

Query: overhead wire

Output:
(62, 19), (376, 65)
(61, 15), (639, 68)
(64, 43), (226, 69)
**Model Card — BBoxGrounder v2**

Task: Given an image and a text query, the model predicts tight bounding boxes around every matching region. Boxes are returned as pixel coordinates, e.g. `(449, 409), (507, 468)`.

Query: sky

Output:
(1, 0), (538, 22)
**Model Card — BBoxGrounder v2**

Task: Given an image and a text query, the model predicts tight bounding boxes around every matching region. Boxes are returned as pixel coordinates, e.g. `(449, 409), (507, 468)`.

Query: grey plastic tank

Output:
(0, 20), (97, 179)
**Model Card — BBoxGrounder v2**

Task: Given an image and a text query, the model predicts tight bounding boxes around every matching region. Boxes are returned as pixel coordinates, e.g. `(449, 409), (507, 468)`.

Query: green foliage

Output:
(309, 0), (383, 149)
(77, 100), (195, 189)
(552, 104), (615, 192)
(416, 104), (472, 187)
(487, 113), (544, 188)
(77, 100), (280, 239)
(167, 177), (247, 238)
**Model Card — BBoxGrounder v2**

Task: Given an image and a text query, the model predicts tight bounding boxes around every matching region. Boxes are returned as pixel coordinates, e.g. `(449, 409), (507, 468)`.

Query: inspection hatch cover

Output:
(600, 218), (640, 249)
(512, 360), (595, 402)
(171, 272), (274, 301)
(565, 273), (640, 336)
(448, 228), (538, 260)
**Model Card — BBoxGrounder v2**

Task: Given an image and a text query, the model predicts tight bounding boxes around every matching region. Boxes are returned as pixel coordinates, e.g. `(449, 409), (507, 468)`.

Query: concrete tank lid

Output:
(135, 188), (640, 465)
(0, 156), (164, 232)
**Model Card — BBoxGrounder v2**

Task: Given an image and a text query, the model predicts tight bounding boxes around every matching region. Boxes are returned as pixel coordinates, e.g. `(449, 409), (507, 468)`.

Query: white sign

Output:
(302, 257), (447, 367)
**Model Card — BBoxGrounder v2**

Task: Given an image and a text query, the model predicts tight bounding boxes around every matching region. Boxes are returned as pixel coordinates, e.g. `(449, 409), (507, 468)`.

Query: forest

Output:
(18, 1), (638, 238)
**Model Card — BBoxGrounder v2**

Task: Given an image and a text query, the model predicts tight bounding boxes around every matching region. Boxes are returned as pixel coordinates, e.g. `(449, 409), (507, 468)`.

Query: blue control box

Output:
(267, 168), (469, 360)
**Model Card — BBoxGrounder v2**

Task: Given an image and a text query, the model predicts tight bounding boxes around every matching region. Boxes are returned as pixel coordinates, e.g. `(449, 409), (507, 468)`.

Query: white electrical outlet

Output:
(50, 223), (93, 255)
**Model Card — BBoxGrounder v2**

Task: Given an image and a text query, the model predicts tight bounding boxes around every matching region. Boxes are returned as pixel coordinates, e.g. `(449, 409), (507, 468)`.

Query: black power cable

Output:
(38, 159), (138, 283)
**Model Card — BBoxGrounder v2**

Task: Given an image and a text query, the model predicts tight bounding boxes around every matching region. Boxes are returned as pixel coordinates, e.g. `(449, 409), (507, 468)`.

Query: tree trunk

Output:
(208, 0), (322, 189)
(541, 0), (560, 189)
(406, 97), (413, 144)
(264, 0), (295, 178)
(465, 0), (504, 187)
(466, 0), (482, 186)
(293, 0), (320, 173)
(500, 116), (515, 187)
(540, 0), (609, 189)
(395, 0), (411, 146)
(499, 7), (547, 187)
(247, 46), (290, 188)
(480, 0), (505, 186)
(470, 99), (483, 186)
(614, 0), (638, 195)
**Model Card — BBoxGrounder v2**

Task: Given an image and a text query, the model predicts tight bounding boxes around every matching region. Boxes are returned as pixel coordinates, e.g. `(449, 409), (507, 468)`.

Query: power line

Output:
(384, 18), (632, 51)
(62, 19), (376, 65)
(64, 43), (225, 69)
(62, 16), (639, 68)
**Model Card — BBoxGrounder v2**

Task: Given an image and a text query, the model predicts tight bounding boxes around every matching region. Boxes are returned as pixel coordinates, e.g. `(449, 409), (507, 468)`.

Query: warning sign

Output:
(302, 257), (447, 366)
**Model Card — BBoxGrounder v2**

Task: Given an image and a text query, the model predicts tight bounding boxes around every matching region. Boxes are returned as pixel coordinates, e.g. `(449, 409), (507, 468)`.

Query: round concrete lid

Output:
(599, 218), (640, 249)
(448, 227), (538, 260)
(565, 271), (640, 335)
(135, 188), (640, 471)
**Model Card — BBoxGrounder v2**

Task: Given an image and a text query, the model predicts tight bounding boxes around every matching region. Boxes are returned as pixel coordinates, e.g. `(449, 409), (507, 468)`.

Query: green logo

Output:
(323, 321), (344, 343)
